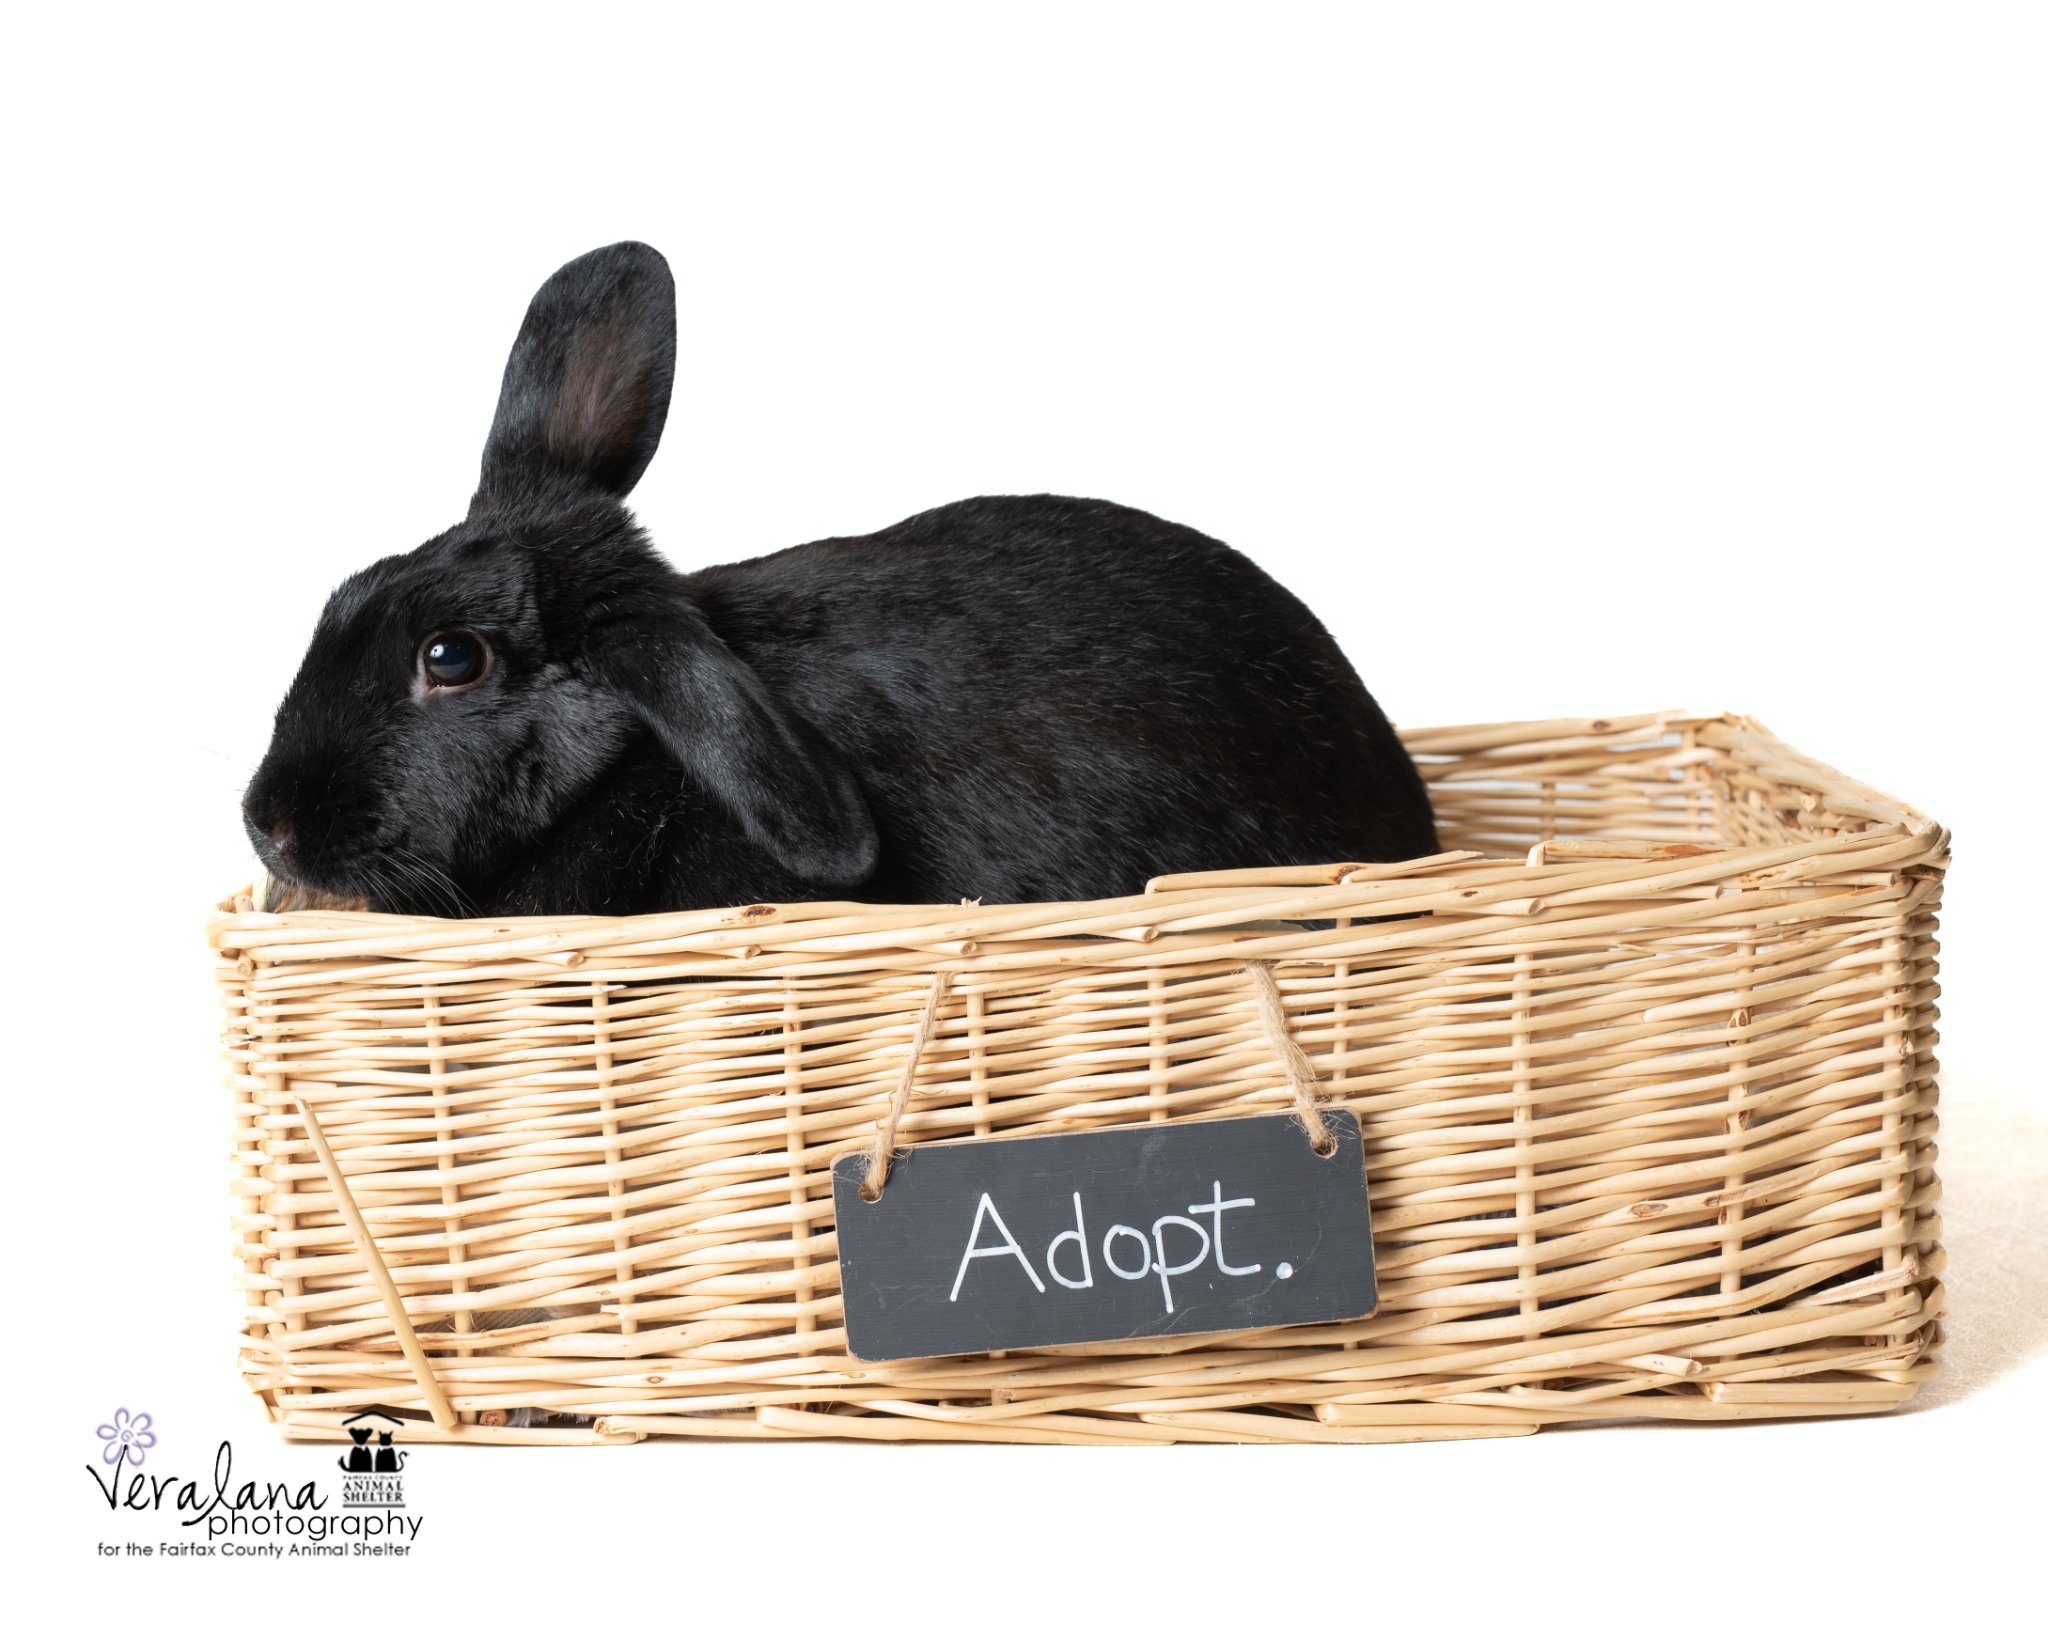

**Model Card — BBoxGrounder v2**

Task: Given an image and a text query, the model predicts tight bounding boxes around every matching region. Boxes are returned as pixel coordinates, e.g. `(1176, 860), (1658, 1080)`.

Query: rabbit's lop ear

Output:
(594, 595), (881, 888)
(476, 242), (676, 504)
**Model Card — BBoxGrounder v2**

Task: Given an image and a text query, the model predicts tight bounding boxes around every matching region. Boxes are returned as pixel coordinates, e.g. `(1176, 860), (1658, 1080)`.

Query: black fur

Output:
(245, 242), (1438, 916)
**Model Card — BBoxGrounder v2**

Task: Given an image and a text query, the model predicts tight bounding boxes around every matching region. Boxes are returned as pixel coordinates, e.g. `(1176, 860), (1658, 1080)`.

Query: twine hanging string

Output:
(859, 962), (1327, 1202)
(860, 971), (956, 1200)
(1243, 960), (1337, 1156)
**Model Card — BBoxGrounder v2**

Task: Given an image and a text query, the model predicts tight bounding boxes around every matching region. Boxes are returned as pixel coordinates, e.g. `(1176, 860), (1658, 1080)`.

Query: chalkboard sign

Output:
(832, 1111), (1376, 1361)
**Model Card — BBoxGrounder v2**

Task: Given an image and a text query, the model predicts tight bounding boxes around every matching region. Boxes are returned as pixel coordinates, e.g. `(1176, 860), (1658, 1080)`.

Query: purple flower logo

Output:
(96, 1408), (156, 1468)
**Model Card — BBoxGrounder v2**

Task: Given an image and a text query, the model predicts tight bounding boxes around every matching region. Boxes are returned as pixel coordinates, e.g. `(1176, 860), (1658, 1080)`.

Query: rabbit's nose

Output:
(250, 804), (295, 858)
(242, 778), (300, 860)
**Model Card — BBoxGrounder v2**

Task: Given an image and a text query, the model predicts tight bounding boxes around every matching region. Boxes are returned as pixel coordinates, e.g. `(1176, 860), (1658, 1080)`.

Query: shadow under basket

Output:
(210, 711), (1949, 1446)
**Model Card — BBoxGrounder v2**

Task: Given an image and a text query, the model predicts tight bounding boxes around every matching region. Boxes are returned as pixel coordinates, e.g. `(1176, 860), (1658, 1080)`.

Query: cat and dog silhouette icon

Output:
(337, 1411), (407, 1474)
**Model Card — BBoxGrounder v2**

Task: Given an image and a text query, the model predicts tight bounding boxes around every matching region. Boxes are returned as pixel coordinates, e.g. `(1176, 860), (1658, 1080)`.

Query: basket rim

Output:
(208, 709), (1948, 965)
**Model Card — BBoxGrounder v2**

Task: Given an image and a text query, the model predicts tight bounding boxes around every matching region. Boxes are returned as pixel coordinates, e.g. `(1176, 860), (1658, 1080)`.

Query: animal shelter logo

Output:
(336, 1411), (408, 1509)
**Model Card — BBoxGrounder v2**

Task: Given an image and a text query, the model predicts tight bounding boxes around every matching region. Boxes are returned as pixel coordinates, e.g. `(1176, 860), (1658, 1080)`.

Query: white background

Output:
(11, 2), (2043, 1624)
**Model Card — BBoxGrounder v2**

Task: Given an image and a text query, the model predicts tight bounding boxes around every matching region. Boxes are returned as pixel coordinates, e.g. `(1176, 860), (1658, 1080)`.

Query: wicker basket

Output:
(210, 711), (1948, 1445)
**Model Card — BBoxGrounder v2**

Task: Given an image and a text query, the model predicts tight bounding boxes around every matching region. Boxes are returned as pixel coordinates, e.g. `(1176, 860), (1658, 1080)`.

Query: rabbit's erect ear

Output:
(592, 594), (880, 888)
(475, 242), (676, 504)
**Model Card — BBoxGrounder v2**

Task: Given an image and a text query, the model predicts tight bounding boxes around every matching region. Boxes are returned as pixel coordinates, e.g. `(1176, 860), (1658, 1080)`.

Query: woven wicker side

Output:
(212, 713), (1947, 1444)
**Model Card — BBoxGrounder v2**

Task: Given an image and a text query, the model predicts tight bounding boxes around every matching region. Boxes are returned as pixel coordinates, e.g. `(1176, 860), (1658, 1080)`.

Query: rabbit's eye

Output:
(421, 631), (488, 689)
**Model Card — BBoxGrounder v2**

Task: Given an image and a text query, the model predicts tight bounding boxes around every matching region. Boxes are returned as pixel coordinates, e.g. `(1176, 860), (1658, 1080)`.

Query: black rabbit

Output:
(244, 242), (1437, 916)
